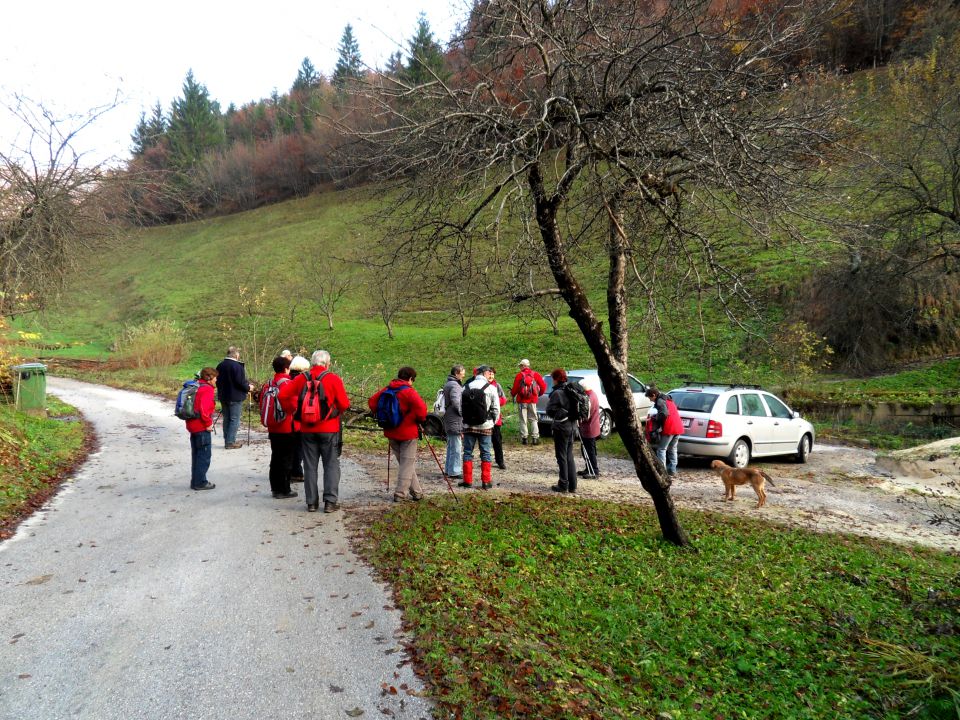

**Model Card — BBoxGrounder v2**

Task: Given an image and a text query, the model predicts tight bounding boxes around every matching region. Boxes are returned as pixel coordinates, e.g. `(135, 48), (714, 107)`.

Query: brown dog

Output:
(711, 460), (775, 508)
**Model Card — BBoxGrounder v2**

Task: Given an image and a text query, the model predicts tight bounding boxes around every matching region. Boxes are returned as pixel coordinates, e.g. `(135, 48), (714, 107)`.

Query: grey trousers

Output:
(517, 403), (539, 439)
(389, 438), (423, 498)
(301, 432), (341, 506)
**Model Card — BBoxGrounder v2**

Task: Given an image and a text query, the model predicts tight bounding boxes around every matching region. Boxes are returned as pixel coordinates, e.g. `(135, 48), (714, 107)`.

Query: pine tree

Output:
(401, 13), (447, 86)
(130, 102), (167, 156)
(166, 70), (225, 170)
(385, 50), (404, 78)
(293, 57), (321, 92)
(332, 24), (364, 90)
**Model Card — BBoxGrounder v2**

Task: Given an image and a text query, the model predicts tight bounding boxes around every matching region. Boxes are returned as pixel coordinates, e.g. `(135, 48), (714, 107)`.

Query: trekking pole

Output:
(419, 426), (459, 502)
(386, 444), (391, 493)
(246, 395), (252, 446)
(212, 410), (222, 435)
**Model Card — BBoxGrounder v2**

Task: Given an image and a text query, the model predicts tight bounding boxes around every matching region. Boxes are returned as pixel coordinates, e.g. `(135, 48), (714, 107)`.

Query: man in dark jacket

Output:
(546, 368), (578, 493)
(216, 346), (254, 449)
(442, 364), (466, 479)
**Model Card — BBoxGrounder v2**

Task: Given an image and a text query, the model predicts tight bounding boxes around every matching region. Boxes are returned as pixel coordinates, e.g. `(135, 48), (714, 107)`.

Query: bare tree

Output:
(299, 254), (353, 330)
(0, 96), (117, 317)
(361, 252), (419, 339)
(351, 0), (842, 545)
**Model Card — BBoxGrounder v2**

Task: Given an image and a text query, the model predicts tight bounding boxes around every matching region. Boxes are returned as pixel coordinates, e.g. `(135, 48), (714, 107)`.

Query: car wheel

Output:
(599, 410), (613, 439)
(729, 439), (751, 469)
(795, 434), (811, 464)
(422, 414), (444, 439)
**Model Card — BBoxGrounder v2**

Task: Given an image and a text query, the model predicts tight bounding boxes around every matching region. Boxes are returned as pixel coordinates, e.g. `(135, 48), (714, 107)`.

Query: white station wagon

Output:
(668, 384), (815, 468)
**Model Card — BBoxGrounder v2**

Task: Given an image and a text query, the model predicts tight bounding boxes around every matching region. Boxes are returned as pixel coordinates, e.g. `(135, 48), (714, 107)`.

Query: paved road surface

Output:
(1, 377), (432, 720)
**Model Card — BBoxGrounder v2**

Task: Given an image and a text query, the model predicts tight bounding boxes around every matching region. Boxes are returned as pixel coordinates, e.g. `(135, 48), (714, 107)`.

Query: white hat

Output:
(519, 358), (530, 367)
(579, 376), (595, 393)
(280, 349), (293, 359)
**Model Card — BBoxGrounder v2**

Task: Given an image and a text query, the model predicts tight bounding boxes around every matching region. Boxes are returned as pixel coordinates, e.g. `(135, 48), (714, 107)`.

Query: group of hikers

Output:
(182, 347), (686, 511)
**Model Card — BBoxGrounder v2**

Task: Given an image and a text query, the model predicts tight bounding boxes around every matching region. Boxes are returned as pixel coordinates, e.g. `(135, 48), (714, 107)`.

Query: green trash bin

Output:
(12, 363), (47, 416)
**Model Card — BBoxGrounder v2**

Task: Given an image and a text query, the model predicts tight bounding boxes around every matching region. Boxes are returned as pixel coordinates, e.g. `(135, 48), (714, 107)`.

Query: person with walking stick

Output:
(369, 366), (428, 502)
(216, 346), (254, 449)
(578, 376), (602, 479)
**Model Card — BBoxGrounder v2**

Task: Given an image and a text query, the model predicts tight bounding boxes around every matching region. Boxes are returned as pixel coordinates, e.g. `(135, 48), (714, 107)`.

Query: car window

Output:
(671, 391), (718, 413)
(763, 394), (792, 419)
(627, 376), (644, 393)
(740, 393), (768, 417)
(569, 376), (583, 386)
(543, 377), (553, 394)
(725, 395), (739, 414)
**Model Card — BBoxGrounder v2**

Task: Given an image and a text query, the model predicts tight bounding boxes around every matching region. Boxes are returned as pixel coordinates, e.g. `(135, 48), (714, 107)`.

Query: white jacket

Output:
(464, 375), (500, 431)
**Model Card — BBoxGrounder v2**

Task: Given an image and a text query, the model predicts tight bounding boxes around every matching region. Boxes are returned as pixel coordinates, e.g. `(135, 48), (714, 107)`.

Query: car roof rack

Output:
(676, 381), (764, 390)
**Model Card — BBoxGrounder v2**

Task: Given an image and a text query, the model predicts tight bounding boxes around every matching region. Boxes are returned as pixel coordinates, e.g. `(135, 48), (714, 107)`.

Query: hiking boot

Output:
(457, 480), (473, 488)
(410, 492), (424, 502)
(577, 470), (596, 478)
(225, 442), (243, 449)
(521, 437), (528, 445)
(192, 482), (216, 491)
(481, 483), (492, 490)
(497, 463), (507, 470)
(550, 484), (567, 493)
(323, 502), (340, 513)
(273, 491), (298, 499)
(531, 437), (540, 445)
(307, 503), (319, 512)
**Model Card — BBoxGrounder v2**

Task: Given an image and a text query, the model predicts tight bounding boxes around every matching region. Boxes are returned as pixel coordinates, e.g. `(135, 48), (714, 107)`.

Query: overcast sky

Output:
(1, 0), (466, 165)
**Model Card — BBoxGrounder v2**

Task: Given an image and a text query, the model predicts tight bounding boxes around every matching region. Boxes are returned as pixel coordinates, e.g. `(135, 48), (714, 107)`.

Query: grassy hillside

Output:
(17, 187), (757, 399)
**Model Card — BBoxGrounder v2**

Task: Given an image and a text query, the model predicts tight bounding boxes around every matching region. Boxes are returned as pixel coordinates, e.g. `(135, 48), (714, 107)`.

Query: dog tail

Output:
(760, 471), (775, 486)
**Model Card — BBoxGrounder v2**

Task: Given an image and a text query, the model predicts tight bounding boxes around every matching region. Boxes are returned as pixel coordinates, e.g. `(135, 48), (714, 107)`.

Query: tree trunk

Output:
(530, 166), (690, 546)
(326, 312), (334, 330)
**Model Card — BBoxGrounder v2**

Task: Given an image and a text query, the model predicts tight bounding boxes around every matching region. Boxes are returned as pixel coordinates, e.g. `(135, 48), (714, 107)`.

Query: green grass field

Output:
(363, 495), (960, 720)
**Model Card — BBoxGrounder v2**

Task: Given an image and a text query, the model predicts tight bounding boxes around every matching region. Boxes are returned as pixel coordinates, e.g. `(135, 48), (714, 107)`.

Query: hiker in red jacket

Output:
(368, 366), (428, 502)
(186, 367), (218, 491)
(645, 384), (685, 477)
(262, 355), (297, 500)
(279, 350), (350, 513)
(510, 358), (547, 445)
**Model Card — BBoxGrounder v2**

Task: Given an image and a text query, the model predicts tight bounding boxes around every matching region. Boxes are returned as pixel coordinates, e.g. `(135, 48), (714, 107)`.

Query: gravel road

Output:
(0, 377), (432, 720)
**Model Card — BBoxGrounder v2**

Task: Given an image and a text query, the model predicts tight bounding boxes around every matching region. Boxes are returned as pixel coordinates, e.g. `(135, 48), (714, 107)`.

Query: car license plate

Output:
(683, 418), (691, 428)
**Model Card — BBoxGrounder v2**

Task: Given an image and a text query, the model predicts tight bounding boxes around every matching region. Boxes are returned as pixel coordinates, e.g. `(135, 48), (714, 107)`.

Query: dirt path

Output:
(356, 439), (960, 553)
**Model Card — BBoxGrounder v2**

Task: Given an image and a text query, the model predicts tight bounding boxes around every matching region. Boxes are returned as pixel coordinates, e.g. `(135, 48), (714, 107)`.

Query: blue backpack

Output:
(375, 386), (405, 429)
(175, 379), (200, 420)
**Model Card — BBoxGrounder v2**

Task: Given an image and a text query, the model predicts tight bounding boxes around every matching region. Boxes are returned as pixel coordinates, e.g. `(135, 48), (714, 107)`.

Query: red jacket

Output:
(578, 389), (601, 439)
(186, 381), (216, 434)
(265, 372), (294, 434)
(511, 368), (547, 404)
(279, 366), (350, 434)
(492, 380), (508, 426)
(368, 380), (427, 441)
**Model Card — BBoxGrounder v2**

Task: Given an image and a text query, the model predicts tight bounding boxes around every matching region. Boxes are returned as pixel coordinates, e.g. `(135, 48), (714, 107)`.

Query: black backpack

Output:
(461, 381), (491, 426)
(565, 381), (591, 423)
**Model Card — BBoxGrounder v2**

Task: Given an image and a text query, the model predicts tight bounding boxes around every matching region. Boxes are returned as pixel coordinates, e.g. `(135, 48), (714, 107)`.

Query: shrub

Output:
(114, 318), (189, 369)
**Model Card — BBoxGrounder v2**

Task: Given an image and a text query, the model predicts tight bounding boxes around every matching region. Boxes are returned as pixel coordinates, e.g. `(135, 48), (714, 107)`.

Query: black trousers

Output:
(290, 431), (303, 478)
(553, 422), (577, 491)
(492, 425), (505, 468)
(268, 432), (296, 494)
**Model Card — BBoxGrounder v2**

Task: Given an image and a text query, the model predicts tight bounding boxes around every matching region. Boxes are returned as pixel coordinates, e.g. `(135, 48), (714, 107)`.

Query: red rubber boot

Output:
(458, 460), (473, 488)
(481, 461), (492, 489)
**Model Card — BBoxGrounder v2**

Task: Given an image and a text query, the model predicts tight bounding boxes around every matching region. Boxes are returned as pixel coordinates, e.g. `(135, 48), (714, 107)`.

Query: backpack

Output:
(565, 381), (591, 423)
(433, 387), (445, 414)
(461, 381), (491, 426)
(259, 377), (289, 428)
(175, 379), (201, 420)
(296, 371), (339, 424)
(517, 372), (538, 403)
(375, 385), (405, 430)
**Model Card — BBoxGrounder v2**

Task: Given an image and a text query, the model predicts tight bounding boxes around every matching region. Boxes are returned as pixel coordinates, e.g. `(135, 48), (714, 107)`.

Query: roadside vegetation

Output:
(0, 396), (88, 539)
(363, 495), (960, 720)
